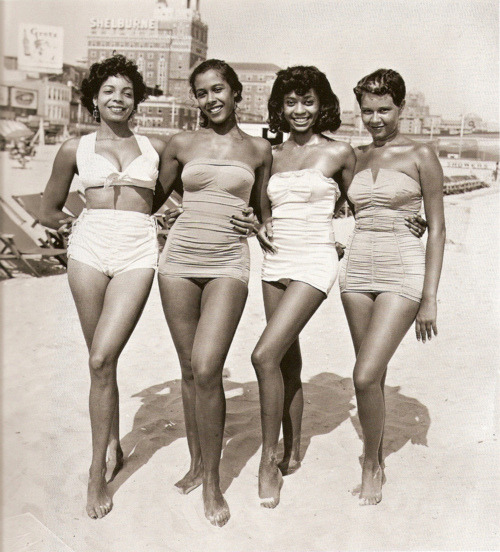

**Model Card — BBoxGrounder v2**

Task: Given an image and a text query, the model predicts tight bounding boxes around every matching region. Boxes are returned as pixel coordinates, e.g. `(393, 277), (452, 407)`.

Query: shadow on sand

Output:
(109, 372), (430, 496)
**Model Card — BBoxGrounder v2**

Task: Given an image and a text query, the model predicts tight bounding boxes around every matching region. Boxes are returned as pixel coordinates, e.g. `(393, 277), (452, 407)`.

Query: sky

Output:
(1, 0), (498, 122)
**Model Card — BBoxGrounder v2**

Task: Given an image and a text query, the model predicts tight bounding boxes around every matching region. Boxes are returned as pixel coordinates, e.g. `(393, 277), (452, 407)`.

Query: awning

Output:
(0, 119), (33, 139)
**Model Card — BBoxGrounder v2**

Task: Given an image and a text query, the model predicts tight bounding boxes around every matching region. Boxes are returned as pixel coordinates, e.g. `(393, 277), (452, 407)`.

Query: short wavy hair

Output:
(353, 69), (406, 107)
(268, 66), (341, 134)
(189, 59), (243, 128)
(80, 54), (148, 121)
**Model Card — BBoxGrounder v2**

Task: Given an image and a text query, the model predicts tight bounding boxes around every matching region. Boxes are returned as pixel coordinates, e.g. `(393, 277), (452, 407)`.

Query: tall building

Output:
(229, 62), (281, 123)
(86, 0), (207, 102)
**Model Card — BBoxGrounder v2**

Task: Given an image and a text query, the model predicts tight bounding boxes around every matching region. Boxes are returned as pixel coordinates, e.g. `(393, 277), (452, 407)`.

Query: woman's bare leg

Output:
(252, 281), (325, 507)
(159, 276), (248, 527)
(69, 260), (154, 519)
(158, 275), (203, 494)
(261, 282), (303, 475)
(68, 260), (123, 482)
(342, 292), (419, 505)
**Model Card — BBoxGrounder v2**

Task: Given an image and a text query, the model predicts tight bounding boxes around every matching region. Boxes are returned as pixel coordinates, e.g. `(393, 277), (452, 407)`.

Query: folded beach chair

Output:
(12, 191), (86, 248)
(63, 191), (87, 218)
(0, 204), (67, 277)
(12, 192), (44, 227)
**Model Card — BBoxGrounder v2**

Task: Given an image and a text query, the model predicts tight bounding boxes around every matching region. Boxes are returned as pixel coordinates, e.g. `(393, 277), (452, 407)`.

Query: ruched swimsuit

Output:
(261, 168), (341, 295)
(339, 168), (425, 302)
(158, 158), (255, 284)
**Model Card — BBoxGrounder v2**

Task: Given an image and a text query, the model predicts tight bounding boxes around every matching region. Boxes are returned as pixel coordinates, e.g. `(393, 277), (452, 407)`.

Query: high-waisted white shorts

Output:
(67, 209), (158, 277)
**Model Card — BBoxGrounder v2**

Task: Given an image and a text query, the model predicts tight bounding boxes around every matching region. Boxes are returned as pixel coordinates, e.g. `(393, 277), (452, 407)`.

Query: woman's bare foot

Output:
(278, 457), (301, 475)
(259, 460), (283, 508)
(175, 463), (203, 495)
(202, 479), (230, 527)
(359, 461), (383, 506)
(106, 441), (124, 483)
(87, 468), (112, 519)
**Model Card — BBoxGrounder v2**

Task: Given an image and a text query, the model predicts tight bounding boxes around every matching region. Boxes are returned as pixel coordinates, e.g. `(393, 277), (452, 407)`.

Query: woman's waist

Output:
(84, 186), (153, 214)
(271, 219), (335, 244)
(354, 210), (418, 233)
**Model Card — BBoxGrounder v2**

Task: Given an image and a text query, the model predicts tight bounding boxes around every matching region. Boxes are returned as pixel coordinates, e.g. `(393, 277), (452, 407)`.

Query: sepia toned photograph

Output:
(1, 0), (498, 550)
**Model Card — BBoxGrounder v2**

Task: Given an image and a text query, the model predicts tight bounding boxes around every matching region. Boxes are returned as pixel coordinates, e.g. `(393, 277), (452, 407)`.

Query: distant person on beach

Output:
(154, 59), (270, 526)
(40, 55), (166, 519)
(338, 68), (445, 505)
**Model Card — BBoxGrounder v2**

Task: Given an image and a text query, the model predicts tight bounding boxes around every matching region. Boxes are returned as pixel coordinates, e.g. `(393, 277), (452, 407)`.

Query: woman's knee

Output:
(353, 363), (383, 393)
(251, 345), (279, 378)
(192, 359), (222, 391)
(178, 357), (194, 382)
(89, 350), (117, 384)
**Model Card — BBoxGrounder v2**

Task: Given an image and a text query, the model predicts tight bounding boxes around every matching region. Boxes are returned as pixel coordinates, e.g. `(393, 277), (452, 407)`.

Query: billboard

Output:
(18, 23), (63, 73)
(10, 87), (38, 110)
(0, 85), (9, 107)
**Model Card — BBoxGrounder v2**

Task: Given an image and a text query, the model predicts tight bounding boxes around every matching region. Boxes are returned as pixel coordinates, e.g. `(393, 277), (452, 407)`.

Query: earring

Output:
(93, 105), (99, 120)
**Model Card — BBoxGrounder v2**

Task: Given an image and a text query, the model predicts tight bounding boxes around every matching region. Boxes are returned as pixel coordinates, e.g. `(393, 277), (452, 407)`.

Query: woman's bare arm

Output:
(40, 138), (79, 230)
(415, 144), (446, 342)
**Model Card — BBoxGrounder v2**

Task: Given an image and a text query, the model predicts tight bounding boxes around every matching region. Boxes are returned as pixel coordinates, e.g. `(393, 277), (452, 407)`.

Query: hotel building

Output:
(86, 0), (208, 103)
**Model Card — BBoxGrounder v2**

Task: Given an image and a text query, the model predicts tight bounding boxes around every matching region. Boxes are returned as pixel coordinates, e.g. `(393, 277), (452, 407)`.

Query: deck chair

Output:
(13, 191), (85, 223)
(0, 204), (67, 277)
(63, 191), (86, 218)
(12, 193), (44, 227)
(12, 192), (85, 248)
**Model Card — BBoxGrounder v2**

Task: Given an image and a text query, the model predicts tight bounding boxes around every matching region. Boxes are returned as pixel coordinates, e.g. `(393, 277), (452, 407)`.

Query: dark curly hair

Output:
(80, 54), (148, 122)
(268, 66), (341, 134)
(353, 69), (406, 107)
(189, 59), (243, 128)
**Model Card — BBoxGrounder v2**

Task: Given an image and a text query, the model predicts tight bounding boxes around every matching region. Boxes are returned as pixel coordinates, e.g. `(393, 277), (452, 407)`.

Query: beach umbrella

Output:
(5, 128), (34, 140)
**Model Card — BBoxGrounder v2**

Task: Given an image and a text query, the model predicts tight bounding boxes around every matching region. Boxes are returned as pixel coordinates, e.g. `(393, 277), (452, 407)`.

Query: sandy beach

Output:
(1, 146), (499, 551)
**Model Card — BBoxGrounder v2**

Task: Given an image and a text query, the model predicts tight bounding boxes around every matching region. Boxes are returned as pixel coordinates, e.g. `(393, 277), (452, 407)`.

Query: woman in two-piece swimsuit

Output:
(251, 66), (356, 507)
(153, 59), (271, 527)
(338, 69), (445, 505)
(40, 55), (166, 520)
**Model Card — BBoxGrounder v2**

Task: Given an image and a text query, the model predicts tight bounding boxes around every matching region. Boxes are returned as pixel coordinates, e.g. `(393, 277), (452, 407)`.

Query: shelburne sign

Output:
(90, 18), (157, 30)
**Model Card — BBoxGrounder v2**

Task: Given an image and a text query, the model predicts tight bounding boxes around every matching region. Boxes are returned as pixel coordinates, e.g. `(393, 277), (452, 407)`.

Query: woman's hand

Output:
(335, 242), (346, 260)
(405, 214), (427, 238)
(162, 207), (183, 229)
(256, 217), (277, 254)
(230, 207), (259, 237)
(415, 297), (437, 343)
(57, 216), (76, 238)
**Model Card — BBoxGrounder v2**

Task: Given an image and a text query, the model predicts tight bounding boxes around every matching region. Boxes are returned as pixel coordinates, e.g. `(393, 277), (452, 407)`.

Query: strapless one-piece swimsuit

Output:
(158, 158), (255, 285)
(339, 168), (425, 302)
(261, 168), (341, 295)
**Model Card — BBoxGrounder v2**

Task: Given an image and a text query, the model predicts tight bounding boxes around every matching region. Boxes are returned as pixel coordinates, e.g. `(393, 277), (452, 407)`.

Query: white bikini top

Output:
(76, 132), (159, 191)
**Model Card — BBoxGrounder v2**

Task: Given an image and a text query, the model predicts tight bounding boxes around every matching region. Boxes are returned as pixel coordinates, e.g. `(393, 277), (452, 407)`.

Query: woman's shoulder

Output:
(141, 134), (168, 155)
(58, 136), (81, 157)
(401, 138), (439, 165)
(319, 136), (355, 162)
(246, 134), (272, 161)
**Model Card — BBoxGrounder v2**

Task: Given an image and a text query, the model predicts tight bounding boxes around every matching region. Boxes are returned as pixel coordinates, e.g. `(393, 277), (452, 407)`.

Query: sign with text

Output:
(10, 87), (38, 110)
(18, 23), (63, 73)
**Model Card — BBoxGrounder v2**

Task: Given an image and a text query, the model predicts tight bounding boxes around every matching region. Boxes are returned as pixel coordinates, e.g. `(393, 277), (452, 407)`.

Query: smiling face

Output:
(94, 75), (135, 123)
(360, 92), (404, 141)
(282, 88), (320, 134)
(193, 69), (236, 125)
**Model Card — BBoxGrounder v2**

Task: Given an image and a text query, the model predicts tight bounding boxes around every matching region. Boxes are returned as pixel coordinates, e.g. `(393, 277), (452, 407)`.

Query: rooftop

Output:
(229, 62), (281, 73)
